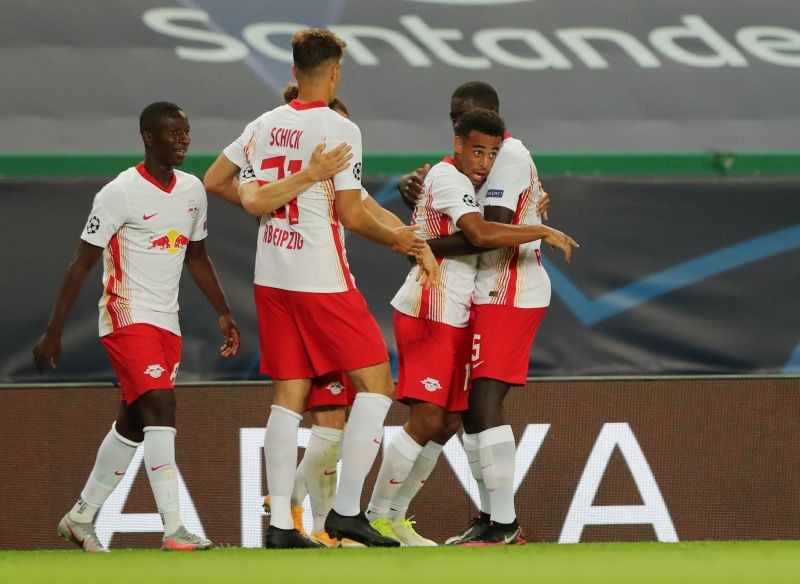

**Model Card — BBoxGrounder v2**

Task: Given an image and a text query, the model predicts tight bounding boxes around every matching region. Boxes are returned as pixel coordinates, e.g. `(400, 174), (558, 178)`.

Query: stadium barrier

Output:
(2, 376), (797, 550)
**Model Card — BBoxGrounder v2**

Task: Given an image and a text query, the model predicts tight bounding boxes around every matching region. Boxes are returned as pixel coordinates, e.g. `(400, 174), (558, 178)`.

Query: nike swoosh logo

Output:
(389, 479), (403, 485)
(481, 463), (492, 469)
(143, 213), (158, 220)
(150, 463), (171, 471)
(114, 471), (125, 476)
(323, 469), (337, 476)
(373, 438), (382, 445)
(472, 360), (485, 368)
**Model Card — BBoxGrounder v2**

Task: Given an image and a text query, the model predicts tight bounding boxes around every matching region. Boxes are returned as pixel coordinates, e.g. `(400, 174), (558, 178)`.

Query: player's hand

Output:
(307, 143), (353, 182)
(32, 331), (61, 373)
(536, 184), (550, 221)
(414, 244), (441, 289)
(218, 314), (240, 357)
(390, 225), (425, 255)
(542, 227), (579, 262)
(397, 164), (430, 206)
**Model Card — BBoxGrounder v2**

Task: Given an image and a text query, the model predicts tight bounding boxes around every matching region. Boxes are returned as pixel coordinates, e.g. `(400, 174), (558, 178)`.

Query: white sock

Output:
(366, 427), (423, 520)
(333, 392), (392, 516)
(69, 422), (139, 523)
(295, 425), (343, 533)
(390, 440), (444, 522)
(463, 432), (490, 514)
(143, 426), (182, 535)
(479, 425), (516, 524)
(264, 405), (302, 530)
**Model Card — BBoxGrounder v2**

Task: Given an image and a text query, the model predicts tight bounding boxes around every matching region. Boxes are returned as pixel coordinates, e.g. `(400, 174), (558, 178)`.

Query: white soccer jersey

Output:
(474, 135), (551, 308)
(80, 164), (208, 336)
(224, 100), (364, 293)
(391, 158), (480, 328)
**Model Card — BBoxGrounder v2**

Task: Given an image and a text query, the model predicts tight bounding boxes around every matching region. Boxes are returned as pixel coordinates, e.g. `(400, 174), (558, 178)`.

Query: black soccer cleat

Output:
(264, 525), (323, 549)
(324, 510), (401, 547)
(456, 518), (526, 547)
(444, 512), (491, 545)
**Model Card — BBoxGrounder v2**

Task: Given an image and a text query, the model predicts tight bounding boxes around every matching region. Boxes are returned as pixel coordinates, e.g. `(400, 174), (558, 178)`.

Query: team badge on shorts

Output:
(144, 364), (165, 379)
(326, 381), (344, 395)
(420, 377), (442, 392)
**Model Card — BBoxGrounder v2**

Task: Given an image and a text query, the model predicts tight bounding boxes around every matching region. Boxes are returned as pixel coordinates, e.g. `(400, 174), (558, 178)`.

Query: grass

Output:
(1, 541), (799, 584)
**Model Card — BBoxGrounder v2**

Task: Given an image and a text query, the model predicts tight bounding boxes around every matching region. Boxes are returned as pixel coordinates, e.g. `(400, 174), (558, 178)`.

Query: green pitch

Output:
(2, 542), (799, 584)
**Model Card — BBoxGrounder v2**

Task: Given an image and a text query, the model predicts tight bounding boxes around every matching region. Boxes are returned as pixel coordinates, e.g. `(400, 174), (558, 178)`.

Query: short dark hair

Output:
(451, 81), (500, 111)
(454, 108), (506, 140)
(282, 81), (349, 115)
(292, 28), (346, 73)
(139, 102), (183, 133)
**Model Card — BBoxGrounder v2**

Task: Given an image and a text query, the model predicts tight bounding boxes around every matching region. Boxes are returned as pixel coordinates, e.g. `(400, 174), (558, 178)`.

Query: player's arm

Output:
(33, 241), (103, 372)
(422, 206), (512, 258)
(238, 143), (352, 217)
(203, 153), (242, 207)
(457, 212), (579, 262)
(183, 239), (240, 357)
(336, 189), (424, 254)
(363, 194), (405, 228)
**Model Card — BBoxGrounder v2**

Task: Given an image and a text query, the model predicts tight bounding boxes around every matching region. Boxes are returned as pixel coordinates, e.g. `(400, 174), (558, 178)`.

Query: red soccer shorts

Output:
(469, 304), (547, 386)
(393, 311), (472, 412)
(255, 285), (389, 380)
(306, 371), (356, 410)
(100, 323), (181, 405)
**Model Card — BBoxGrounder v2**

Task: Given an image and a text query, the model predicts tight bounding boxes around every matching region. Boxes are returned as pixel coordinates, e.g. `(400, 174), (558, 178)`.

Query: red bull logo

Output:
(149, 230), (190, 254)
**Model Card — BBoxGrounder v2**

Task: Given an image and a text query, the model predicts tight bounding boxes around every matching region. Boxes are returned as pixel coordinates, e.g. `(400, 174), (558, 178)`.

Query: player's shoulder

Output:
(174, 168), (205, 191)
(497, 136), (532, 166)
(321, 108), (360, 133)
(429, 159), (471, 186)
(99, 166), (137, 195)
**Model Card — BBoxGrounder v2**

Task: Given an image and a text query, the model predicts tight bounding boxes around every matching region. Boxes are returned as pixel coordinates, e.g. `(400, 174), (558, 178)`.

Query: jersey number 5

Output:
(261, 156), (302, 225)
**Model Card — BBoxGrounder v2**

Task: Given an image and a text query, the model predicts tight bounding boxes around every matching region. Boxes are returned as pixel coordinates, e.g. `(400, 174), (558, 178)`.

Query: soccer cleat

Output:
(444, 512), (491, 545)
(309, 531), (341, 548)
(264, 525), (322, 549)
(263, 495), (306, 536)
(391, 517), (437, 547)
(456, 519), (526, 547)
(324, 510), (401, 547)
(57, 514), (108, 552)
(162, 526), (213, 551)
(369, 517), (403, 545)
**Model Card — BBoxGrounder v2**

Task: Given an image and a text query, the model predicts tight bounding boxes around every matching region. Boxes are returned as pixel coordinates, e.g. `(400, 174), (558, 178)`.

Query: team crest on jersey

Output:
(144, 364), (165, 379)
(486, 189), (504, 198)
(86, 216), (100, 234)
(353, 162), (362, 181)
(187, 200), (199, 218)
(462, 193), (477, 207)
(420, 377), (442, 392)
(325, 381), (344, 396)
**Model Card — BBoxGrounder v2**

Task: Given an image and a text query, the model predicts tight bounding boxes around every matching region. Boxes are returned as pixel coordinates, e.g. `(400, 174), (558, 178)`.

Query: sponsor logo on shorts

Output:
(486, 189), (504, 198)
(420, 377), (442, 392)
(325, 381), (344, 396)
(473, 360), (485, 369)
(144, 364), (166, 378)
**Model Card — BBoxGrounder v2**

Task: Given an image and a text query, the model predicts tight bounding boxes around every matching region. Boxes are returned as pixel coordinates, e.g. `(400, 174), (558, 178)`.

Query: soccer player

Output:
(406, 82), (569, 545)
(32, 102), (241, 552)
(205, 28), (438, 549)
(366, 108), (577, 546)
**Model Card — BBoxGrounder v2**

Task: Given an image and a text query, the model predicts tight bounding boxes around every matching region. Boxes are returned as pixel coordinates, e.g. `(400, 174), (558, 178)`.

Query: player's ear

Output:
(454, 135), (464, 156)
(141, 130), (153, 148)
(291, 64), (298, 81)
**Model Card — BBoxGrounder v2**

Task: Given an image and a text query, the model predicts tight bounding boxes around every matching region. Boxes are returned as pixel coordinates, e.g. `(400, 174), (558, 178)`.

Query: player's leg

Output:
(57, 400), (141, 553)
(264, 378), (321, 548)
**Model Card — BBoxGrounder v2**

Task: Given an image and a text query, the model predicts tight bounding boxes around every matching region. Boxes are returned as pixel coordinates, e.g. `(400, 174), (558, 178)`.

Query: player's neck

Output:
(142, 157), (175, 188)
(296, 82), (332, 106)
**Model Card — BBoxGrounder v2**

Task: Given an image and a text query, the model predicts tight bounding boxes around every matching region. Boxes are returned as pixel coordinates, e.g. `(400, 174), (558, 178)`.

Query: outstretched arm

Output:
(184, 240), (240, 357)
(33, 241), (103, 372)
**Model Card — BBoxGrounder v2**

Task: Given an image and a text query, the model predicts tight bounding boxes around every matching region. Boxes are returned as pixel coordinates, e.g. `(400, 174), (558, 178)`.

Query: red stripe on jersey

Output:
(325, 180), (355, 291)
(288, 99), (327, 110)
(105, 234), (123, 330)
(136, 163), (176, 194)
